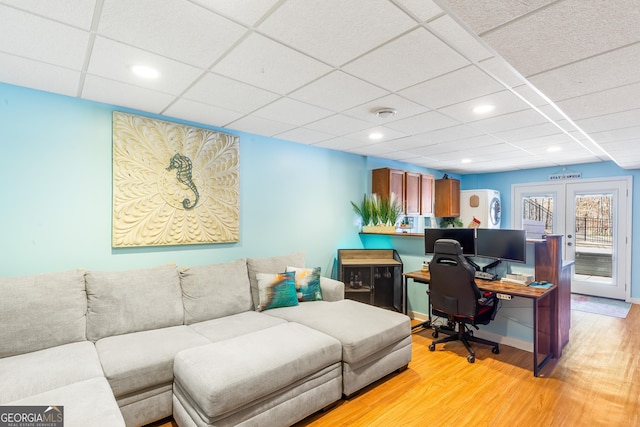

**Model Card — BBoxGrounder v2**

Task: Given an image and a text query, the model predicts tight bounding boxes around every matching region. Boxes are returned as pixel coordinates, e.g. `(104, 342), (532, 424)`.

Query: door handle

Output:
(567, 242), (573, 246)
(567, 234), (573, 239)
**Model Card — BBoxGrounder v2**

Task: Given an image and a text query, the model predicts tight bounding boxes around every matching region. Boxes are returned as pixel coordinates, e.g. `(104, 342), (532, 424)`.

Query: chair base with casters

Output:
(428, 318), (500, 363)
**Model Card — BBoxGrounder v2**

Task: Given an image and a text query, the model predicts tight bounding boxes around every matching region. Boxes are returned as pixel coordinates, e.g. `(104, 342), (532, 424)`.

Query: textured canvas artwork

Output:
(112, 112), (240, 247)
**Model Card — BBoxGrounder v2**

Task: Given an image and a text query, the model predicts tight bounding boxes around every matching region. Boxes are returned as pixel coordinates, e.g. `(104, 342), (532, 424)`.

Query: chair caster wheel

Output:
(429, 344), (435, 352)
(467, 355), (475, 363)
(432, 330), (438, 338)
(492, 346), (500, 354)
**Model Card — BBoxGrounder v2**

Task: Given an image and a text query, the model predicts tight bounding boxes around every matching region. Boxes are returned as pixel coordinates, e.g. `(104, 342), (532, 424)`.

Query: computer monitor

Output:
(475, 228), (527, 263)
(424, 228), (476, 256)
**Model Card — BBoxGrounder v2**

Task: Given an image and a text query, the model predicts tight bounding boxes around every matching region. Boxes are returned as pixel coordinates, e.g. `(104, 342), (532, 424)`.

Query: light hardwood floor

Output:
(149, 304), (640, 427)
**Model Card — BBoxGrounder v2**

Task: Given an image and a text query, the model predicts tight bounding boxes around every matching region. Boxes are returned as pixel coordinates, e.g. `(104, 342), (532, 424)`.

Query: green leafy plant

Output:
(439, 217), (464, 228)
(351, 193), (402, 226)
(351, 194), (374, 226)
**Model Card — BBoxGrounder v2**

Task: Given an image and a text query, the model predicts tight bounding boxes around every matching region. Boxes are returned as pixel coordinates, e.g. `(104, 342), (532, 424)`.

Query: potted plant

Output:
(439, 217), (464, 228)
(351, 193), (402, 233)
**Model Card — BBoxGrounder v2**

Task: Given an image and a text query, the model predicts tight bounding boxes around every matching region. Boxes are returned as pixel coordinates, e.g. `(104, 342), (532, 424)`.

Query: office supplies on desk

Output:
(529, 281), (553, 289)
(475, 271), (498, 281)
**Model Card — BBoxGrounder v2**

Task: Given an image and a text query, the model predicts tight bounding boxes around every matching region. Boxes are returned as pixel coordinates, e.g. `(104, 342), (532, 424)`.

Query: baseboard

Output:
(408, 310), (533, 353)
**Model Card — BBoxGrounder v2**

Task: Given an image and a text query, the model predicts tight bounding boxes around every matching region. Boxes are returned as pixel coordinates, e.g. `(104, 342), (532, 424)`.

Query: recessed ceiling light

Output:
(369, 132), (384, 140)
(461, 158), (472, 164)
(374, 108), (397, 119)
(472, 104), (495, 114)
(131, 65), (160, 79)
(547, 146), (562, 152)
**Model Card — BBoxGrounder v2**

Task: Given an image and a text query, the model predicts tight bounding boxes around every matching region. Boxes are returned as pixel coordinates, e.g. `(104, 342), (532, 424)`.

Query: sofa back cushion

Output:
(85, 264), (183, 341)
(180, 258), (252, 324)
(246, 252), (305, 310)
(0, 269), (87, 358)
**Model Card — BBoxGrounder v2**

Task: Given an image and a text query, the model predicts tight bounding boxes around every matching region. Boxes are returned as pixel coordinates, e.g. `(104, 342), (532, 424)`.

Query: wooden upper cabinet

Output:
(420, 174), (434, 215)
(434, 178), (460, 217)
(372, 168), (405, 209)
(405, 172), (421, 215)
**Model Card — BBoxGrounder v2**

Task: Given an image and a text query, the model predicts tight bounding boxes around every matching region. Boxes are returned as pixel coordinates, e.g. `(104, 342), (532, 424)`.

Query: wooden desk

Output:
(404, 270), (558, 377)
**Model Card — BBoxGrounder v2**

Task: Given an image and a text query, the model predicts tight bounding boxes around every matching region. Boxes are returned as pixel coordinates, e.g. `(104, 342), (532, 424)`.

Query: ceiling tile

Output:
(345, 126), (409, 144)
(163, 98), (245, 128)
(257, 0), (417, 66)
(470, 109), (548, 134)
(556, 82), (640, 120)
(190, 0), (280, 26)
(213, 33), (332, 95)
(441, 0), (556, 34)
(87, 37), (203, 95)
(313, 137), (368, 151)
(0, 5), (89, 69)
(344, 28), (470, 92)
(82, 75), (175, 113)
(395, 0), (443, 21)
(98, 0), (247, 69)
(305, 114), (374, 136)
(399, 64), (504, 109)
(252, 97), (334, 126)
(418, 124), (484, 144)
(182, 73), (280, 113)
(386, 110), (461, 134)
(493, 122), (561, 142)
(438, 90), (532, 124)
(576, 109), (640, 134)
(427, 14), (493, 62)
(274, 127), (334, 145)
(226, 114), (295, 137)
(0, 0), (96, 29)
(479, 0), (640, 76)
(289, 71), (388, 112)
(529, 43), (640, 102)
(0, 52), (80, 96)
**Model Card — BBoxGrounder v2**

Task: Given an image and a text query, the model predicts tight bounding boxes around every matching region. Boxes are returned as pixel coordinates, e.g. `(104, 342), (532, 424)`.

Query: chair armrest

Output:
(320, 276), (344, 301)
(478, 292), (496, 306)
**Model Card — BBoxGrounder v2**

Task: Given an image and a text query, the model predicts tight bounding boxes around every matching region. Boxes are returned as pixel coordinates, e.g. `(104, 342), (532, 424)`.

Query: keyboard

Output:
(475, 271), (498, 281)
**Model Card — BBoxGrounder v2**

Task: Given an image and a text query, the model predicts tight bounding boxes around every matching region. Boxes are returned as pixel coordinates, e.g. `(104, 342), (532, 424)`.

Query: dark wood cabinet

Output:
(338, 249), (403, 312)
(372, 168), (405, 208)
(420, 174), (434, 215)
(405, 172), (421, 215)
(373, 168), (434, 215)
(434, 178), (460, 217)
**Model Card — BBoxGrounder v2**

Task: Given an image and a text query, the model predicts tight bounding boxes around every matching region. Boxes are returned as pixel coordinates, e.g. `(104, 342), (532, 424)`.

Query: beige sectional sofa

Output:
(0, 252), (412, 427)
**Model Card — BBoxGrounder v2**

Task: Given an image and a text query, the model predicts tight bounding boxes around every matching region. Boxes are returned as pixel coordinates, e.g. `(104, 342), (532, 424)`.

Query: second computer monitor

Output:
(424, 228), (476, 256)
(475, 228), (527, 263)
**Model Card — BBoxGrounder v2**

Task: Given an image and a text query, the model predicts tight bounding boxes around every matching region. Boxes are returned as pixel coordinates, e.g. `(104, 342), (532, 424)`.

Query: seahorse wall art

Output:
(166, 153), (199, 209)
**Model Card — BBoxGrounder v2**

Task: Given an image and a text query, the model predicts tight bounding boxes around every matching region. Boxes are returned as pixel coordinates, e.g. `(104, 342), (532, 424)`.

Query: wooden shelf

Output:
(341, 258), (402, 266)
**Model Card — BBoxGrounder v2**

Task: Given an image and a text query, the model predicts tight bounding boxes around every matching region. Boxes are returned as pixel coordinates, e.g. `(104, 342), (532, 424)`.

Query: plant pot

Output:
(362, 225), (397, 234)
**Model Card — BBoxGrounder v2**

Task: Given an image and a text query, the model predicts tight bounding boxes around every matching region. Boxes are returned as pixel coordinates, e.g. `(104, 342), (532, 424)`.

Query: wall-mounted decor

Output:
(112, 111), (240, 247)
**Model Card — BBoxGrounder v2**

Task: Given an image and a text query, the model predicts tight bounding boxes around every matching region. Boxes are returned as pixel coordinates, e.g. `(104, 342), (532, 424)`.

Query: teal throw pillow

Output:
(286, 266), (322, 302)
(255, 271), (299, 311)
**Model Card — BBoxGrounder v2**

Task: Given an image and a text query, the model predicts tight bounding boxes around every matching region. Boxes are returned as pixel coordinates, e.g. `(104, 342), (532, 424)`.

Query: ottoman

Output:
(172, 322), (342, 427)
(264, 299), (412, 396)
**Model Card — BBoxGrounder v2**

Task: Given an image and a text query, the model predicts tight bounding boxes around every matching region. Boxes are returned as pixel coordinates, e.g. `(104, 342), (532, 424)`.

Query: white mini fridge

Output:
(460, 189), (501, 229)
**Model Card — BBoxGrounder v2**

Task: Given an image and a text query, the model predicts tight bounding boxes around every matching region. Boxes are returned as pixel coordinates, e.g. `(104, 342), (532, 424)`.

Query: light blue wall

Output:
(0, 82), (442, 280)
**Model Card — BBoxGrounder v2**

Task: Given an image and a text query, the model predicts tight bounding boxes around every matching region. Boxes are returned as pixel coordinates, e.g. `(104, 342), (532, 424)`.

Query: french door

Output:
(513, 177), (631, 300)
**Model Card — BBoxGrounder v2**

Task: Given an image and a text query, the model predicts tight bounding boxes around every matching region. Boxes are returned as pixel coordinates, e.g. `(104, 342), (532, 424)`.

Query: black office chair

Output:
(427, 239), (500, 363)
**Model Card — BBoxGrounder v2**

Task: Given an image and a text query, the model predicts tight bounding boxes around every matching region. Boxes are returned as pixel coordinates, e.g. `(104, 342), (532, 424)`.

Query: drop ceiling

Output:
(1, 0), (638, 174)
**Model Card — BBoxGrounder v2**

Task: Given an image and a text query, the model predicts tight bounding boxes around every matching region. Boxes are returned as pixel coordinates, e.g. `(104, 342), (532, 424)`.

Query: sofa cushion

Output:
(263, 299), (411, 364)
(247, 252), (305, 309)
(85, 264), (184, 341)
(189, 311), (287, 343)
(255, 272), (299, 311)
(0, 341), (104, 403)
(95, 325), (210, 398)
(180, 258), (252, 324)
(0, 269), (87, 358)
(173, 322), (342, 421)
(286, 266), (323, 302)
(6, 377), (126, 427)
